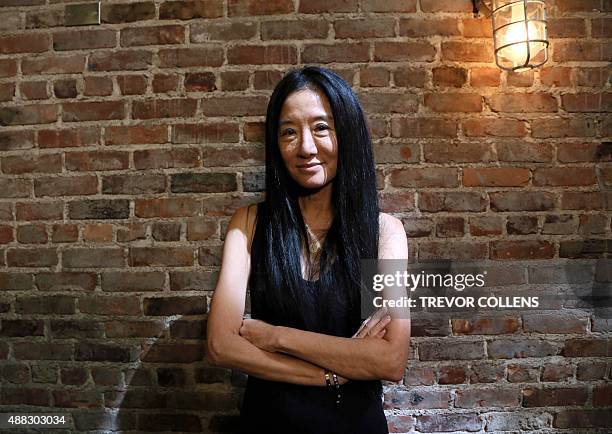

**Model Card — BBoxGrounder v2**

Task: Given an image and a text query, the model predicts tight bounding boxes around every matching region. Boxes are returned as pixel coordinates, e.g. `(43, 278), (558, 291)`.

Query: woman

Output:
(206, 66), (410, 434)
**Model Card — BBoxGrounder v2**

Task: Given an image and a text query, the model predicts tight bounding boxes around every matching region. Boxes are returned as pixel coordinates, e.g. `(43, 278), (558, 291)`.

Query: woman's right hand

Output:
(335, 308), (391, 386)
(352, 307), (391, 339)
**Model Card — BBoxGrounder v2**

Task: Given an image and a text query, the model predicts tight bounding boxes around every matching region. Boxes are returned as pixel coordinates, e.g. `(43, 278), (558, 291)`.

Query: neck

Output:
(297, 182), (334, 229)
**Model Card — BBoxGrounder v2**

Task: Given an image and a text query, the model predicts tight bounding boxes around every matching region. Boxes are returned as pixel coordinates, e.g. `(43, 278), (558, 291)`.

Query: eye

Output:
(314, 123), (329, 132)
(280, 128), (296, 137)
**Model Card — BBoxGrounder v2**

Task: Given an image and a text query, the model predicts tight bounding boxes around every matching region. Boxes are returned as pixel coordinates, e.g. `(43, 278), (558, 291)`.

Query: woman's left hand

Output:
(239, 318), (278, 352)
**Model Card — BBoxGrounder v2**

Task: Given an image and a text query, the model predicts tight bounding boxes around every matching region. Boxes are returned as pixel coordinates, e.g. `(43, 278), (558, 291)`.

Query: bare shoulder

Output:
(231, 202), (260, 254)
(378, 212), (408, 259)
(379, 212), (404, 237)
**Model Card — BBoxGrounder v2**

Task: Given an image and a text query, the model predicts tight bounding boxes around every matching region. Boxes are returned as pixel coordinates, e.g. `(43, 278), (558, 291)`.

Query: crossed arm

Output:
(206, 206), (411, 386)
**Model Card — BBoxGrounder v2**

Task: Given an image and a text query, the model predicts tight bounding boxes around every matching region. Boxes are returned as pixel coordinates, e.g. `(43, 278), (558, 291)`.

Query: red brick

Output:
(547, 18), (585, 38)
(53, 30), (116, 51)
(262, 19), (327, 40)
(228, 45), (297, 65)
(16, 202), (63, 220)
(553, 41), (607, 61)
(490, 191), (555, 211)
(507, 70), (534, 87)
(461, 17), (493, 38)
(556, 0), (606, 12)
(539, 67), (572, 86)
(120, 25), (184, 47)
(424, 142), (494, 163)
(190, 21), (258, 42)
(490, 240), (555, 260)
(152, 73), (179, 93)
(400, 18), (460, 37)
(159, 0), (223, 19)
(65, 151), (129, 172)
(390, 168), (458, 188)
(0, 59), (17, 77)
(303, 43), (369, 63)
(419, 192), (487, 212)
(105, 124), (167, 145)
(2, 154), (61, 175)
(531, 117), (596, 138)
(575, 67), (610, 87)
(463, 168), (530, 187)
(469, 216), (503, 236)
(34, 176), (98, 197)
(134, 148), (201, 169)
(392, 118), (457, 138)
(374, 42), (436, 62)
(394, 67), (428, 88)
(359, 67), (389, 87)
(424, 93), (482, 112)
(201, 95), (267, 116)
(299, 0), (358, 13)
(534, 167), (597, 186)
(0, 179), (30, 198)
(0, 104), (57, 126)
(0, 33), (48, 54)
(228, 0), (293, 16)
(463, 118), (526, 137)
(436, 216), (464, 237)
(62, 101), (125, 122)
(135, 198), (200, 218)
(456, 388), (519, 408)
(253, 70), (284, 90)
(78, 296), (141, 316)
(83, 76), (113, 96)
(442, 42), (493, 62)
(53, 79), (77, 98)
(172, 123), (239, 143)
(185, 72), (217, 92)
(117, 75), (147, 95)
(335, 19), (395, 38)
(38, 127), (100, 149)
(101, 1), (157, 23)
(497, 142), (553, 162)
(421, 0), (473, 12)
(19, 81), (47, 100)
(561, 92), (611, 112)
(102, 174), (165, 195)
(489, 93), (558, 112)
(432, 66), (467, 87)
(88, 50), (153, 71)
(158, 47), (223, 67)
(140, 343), (204, 363)
(523, 386), (588, 407)
(132, 98), (197, 119)
(470, 67), (501, 87)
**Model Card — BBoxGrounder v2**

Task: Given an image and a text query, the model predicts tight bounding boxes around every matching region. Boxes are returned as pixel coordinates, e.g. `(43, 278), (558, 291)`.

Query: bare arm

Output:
(243, 214), (411, 382)
(206, 205), (332, 386)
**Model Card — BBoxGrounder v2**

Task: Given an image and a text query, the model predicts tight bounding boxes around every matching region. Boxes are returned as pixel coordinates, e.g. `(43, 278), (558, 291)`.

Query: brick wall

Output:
(0, 0), (610, 432)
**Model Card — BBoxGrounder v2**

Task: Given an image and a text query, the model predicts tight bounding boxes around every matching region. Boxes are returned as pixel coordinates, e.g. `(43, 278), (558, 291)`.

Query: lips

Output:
(297, 163), (321, 168)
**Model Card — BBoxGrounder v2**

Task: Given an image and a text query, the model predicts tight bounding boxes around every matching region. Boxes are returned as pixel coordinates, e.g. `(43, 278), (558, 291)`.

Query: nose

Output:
(298, 127), (317, 156)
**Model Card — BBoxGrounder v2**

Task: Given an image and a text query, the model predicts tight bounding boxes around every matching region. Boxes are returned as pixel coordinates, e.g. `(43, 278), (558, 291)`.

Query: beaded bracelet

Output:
(331, 372), (342, 406)
(323, 369), (342, 406)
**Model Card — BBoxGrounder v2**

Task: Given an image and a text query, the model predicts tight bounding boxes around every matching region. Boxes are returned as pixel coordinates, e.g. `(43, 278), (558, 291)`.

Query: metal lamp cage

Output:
(491, 0), (549, 71)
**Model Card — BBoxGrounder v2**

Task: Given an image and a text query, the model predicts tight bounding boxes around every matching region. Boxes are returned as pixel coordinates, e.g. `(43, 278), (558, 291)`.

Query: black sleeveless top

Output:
(238, 201), (388, 434)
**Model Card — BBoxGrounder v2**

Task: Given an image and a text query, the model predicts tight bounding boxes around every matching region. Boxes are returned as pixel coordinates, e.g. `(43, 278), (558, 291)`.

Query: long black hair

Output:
(251, 66), (379, 335)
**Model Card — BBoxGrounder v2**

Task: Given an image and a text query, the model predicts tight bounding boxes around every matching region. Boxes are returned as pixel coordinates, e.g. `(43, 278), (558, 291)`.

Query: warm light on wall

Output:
(475, 0), (549, 72)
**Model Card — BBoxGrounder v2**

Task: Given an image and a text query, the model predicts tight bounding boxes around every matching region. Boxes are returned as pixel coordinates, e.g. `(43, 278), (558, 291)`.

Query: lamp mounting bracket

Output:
(472, 0), (493, 17)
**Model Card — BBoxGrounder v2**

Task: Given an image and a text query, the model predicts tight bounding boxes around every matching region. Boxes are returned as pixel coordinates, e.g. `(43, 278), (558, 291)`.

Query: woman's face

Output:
(277, 87), (338, 189)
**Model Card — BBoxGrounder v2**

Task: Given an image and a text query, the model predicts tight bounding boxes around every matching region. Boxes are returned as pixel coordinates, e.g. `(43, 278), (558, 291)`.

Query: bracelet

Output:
(323, 369), (342, 406)
(324, 369), (332, 388)
(331, 372), (342, 406)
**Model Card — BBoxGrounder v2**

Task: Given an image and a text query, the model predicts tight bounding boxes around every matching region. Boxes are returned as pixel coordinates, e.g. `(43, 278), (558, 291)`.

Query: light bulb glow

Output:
(492, 0), (549, 71)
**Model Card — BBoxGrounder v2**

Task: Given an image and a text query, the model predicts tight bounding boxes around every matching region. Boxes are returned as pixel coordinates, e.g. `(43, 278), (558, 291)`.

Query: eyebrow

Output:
(278, 115), (329, 126)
